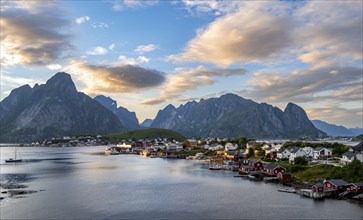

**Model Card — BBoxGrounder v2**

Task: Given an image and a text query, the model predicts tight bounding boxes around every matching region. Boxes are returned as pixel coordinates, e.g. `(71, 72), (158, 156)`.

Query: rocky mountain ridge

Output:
(94, 95), (140, 131)
(0, 72), (126, 142)
(151, 93), (326, 139)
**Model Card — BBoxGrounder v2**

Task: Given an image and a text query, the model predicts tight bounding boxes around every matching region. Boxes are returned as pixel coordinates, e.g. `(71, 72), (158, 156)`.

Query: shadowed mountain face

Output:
(140, 119), (153, 128)
(0, 72), (126, 143)
(311, 120), (362, 137)
(94, 95), (140, 131)
(151, 93), (326, 139)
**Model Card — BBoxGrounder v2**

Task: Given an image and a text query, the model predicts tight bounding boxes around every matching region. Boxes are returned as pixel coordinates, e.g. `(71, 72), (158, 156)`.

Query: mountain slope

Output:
(94, 95), (140, 131)
(151, 93), (325, 139)
(311, 120), (357, 137)
(140, 119), (153, 128)
(0, 72), (126, 143)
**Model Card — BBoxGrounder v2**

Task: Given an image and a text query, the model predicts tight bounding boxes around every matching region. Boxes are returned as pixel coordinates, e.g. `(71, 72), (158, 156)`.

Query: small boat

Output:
(277, 188), (296, 193)
(209, 165), (222, 170)
(105, 146), (120, 155)
(5, 147), (22, 163)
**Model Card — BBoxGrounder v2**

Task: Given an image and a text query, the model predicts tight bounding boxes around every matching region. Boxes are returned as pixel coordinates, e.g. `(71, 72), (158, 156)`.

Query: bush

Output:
(294, 156), (308, 165)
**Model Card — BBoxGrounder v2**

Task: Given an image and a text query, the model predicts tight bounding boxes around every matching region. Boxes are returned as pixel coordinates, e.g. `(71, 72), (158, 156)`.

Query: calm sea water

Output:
(0, 146), (362, 220)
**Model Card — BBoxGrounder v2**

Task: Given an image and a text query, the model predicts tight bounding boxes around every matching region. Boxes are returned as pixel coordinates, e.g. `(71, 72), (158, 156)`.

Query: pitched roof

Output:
(276, 148), (284, 153)
(352, 141), (363, 152)
(315, 147), (324, 151)
(264, 164), (280, 170)
(313, 182), (324, 188)
(342, 151), (358, 158)
(290, 147), (301, 154)
(352, 182), (363, 187)
(328, 179), (348, 186)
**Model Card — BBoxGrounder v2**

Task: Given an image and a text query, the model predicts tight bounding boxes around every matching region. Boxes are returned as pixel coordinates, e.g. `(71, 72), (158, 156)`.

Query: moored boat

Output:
(5, 147), (22, 163)
(209, 165), (222, 170)
(278, 188), (296, 193)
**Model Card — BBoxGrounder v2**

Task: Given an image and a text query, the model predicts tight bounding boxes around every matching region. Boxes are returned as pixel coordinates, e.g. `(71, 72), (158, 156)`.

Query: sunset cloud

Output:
(170, 2), (292, 66)
(66, 61), (165, 95)
(0, 4), (72, 66)
(141, 66), (246, 105)
(245, 66), (362, 104)
(306, 105), (363, 129)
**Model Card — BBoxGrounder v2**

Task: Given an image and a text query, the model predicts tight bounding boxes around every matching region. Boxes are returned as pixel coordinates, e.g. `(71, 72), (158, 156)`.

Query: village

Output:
(103, 138), (363, 202)
(19, 135), (363, 202)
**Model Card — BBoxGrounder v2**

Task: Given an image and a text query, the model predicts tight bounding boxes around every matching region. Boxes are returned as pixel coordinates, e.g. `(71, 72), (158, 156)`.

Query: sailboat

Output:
(5, 147), (22, 163)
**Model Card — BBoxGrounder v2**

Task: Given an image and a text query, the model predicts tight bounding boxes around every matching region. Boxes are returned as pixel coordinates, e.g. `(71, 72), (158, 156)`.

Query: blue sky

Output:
(1, 0), (362, 128)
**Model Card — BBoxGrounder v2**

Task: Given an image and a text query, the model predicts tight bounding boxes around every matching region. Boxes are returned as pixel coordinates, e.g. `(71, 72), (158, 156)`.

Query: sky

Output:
(1, 0), (362, 128)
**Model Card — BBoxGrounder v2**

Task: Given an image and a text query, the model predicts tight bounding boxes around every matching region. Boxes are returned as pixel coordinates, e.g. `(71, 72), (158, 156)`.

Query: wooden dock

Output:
(297, 189), (326, 199)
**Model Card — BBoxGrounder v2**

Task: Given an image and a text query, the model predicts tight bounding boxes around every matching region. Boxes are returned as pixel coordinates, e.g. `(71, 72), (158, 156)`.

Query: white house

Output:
(186, 139), (198, 147)
(166, 143), (184, 151)
(340, 151), (358, 165)
(225, 142), (238, 151)
(289, 148), (306, 162)
(272, 144), (283, 151)
(203, 144), (210, 150)
(277, 149), (291, 159)
(302, 147), (314, 157)
(262, 144), (271, 150)
(356, 153), (363, 163)
(210, 143), (224, 151)
(313, 147), (332, 159)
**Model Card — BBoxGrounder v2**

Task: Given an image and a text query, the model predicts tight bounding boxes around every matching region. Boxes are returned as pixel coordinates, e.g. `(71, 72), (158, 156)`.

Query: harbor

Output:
(1, 146), (362, 220)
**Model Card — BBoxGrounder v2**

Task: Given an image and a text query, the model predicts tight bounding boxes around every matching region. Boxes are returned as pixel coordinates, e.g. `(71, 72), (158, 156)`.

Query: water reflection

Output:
(0, 147), (362, 220)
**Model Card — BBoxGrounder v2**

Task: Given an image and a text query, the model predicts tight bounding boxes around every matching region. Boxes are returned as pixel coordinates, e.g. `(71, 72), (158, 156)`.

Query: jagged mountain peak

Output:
(151, 93), (325, 138)
(94, 95), (118, 110)
(164, 104), (176, 111)
(45, 72), (77, 93)
(0, 73), (126, 142)
(94, 95), (140, 131)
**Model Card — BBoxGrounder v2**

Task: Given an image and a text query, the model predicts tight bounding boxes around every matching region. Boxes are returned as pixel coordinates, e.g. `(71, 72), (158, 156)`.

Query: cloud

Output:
(135, 44), (158, 53)
(109, 43), (116, 50)
(47, 64), (63, 70)
(295, 1), (363, 68)
(141, 65), (246, 105)
(170, 2), (293, 66)
(91, 22), (109, 28)
(112, 0), (158, 11)
(74, 16), (90, 25)
(306, 105), (363, 129)
(118, 55), (150, 65)
(0, 74), (36, 88)
(66, 61), (165, 95)
(87, 46), (108, 55)
(0, 3), (73, 66)
(179, 0), (243, 16)
(171, 1), (362, 67)
(244, 65), (362, 104)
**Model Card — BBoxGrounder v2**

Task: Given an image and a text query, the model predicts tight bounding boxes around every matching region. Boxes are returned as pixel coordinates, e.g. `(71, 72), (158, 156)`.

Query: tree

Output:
(294, 156), (308, 165)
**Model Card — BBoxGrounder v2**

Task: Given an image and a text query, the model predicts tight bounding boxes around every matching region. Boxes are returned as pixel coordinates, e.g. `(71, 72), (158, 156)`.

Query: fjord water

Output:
(1, 147), (362, 219)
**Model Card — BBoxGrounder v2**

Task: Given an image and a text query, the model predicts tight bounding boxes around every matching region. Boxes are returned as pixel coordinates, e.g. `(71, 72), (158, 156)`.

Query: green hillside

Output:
(352, 134), (363, 141)
(108, 128), (186, 142)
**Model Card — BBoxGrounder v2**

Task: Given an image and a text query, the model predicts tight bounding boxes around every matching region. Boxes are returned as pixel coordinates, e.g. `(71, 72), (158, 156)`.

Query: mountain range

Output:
(94, 95), (140, 131)
(311, 120), (363, 137)
(140, 119), (154, 128)
(0, 72), (126, 143)
(150, 93), (326, 139)
(0, 72), (343, 142)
